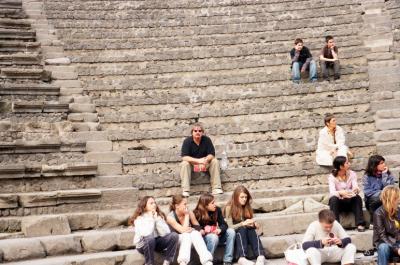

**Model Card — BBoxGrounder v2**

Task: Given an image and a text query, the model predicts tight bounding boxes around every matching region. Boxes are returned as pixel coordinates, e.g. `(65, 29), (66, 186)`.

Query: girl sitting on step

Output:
(166, 194), (213, 265)
(129, 196), (179, 265)
(328, 156), (366, 232)
(224, 185), (266, 265)
(194, 192), (236, 265)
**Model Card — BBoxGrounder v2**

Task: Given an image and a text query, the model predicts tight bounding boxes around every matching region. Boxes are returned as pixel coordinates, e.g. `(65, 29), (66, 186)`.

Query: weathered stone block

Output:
(45, 57), (71, 65)
(21, 215), (71, 237)
(116, 229), (135, 250)
(376, 118), (400, 131)
(40, 235), (82, 256)
(67, 212), (98, 231)
(69, 103), (96, 113)
(0, 195), (18, 209)
(86, 141), (113, 152)
(19, 192), (58, 207)
(98, 213), (129, 228)
(0, 238), (45, 262)
(68, 113), (99, 122)
(81, 231), (118, 252)
(97, 163), (123, 176)
(85, 151), (122, 163)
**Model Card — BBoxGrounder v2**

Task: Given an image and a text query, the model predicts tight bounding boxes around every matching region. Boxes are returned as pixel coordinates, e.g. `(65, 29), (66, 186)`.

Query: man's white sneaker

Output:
(182, 191), (190, 197)
(238, 257), (255, 265)
(212, 188), (223, 195)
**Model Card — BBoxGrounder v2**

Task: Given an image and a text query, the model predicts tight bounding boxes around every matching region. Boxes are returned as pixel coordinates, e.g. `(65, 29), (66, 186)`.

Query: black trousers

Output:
(137, 233), (179, 265)
(235, 226), (265, 259)
(365, 195), (382, 222)
(329, 195), (365, 226)
(320, 60), (340, 79)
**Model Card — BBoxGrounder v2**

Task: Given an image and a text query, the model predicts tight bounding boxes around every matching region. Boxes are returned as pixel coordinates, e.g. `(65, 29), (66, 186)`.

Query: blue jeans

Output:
(292, 60), (318, 83)
(377, 242), (400, 265)
(204, 228), (235, 262)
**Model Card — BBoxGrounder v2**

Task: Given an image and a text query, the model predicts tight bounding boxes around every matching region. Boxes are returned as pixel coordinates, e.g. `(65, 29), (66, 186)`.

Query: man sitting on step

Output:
(319, 35), (341, 81)
(290, 38), (318, 84)
(302, 209), (356, 265)
(180, 123), (223, 197)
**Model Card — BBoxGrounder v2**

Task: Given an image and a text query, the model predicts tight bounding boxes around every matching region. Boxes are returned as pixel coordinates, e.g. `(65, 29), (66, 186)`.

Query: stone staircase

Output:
(0, 0), (399, 264)
(0, 0), (138, 221)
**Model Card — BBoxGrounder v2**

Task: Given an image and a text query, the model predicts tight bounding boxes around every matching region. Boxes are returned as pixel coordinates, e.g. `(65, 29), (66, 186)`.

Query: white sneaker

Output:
(212, 188), (223, 195)
(204, 262), (213, 265)
(255, 255), (265, 265)
(238, 257), (255, 265)
(182, 191), (190, 197)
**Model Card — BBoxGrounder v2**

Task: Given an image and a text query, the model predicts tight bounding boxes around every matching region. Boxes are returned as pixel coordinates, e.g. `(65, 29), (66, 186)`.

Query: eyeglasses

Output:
(193, 130), (203, 133)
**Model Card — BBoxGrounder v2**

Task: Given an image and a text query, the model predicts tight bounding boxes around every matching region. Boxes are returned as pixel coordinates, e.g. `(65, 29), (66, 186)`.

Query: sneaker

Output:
(238, 257), (255, 265)
(182, 191), (190, 197)
(204, 262), (213, 265)
(223, 263), (233, 265)
(256, 255), (266, 265)
(212, 188), (223, 195)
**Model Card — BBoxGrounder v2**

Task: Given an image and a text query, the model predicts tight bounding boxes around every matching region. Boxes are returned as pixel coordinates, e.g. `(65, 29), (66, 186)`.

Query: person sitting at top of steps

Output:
(129, 196), (179, 265)
(373, 185), (400, 265)
(302, 209), (356, 265)
(194, 192), (236, 265)
(166, 194), (213, 265)
(363, 155), (395, 221)
(180, 123), (223, 197)
(328, 156), (366, 232)
(224, 185), (266, 265)
(289, 38), (318, 84)
(319, 35), (340, 81)
(316, 113), (352, 166)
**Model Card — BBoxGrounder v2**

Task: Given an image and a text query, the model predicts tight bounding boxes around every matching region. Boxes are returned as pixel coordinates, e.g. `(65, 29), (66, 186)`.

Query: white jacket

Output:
(133, 212), (171, 248)
(316, 125), (348, 166)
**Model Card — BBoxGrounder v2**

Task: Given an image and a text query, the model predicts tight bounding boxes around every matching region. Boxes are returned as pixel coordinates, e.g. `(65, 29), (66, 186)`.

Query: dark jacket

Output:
(197, 207), (228, 235)
(290, 46), (313, 68)
(363, 172), (395, 199)
(373, 206), (400, 254)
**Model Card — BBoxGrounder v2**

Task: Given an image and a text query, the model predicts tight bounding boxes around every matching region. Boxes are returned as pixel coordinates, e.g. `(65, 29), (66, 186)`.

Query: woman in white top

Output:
(316, 113), (351, 166)
(166, 195), (213, 265)
(130, 196), (179, 265)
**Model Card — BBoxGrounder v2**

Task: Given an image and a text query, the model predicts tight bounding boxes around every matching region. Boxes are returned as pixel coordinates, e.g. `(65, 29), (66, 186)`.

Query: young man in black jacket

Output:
(290, 38), (318, 84)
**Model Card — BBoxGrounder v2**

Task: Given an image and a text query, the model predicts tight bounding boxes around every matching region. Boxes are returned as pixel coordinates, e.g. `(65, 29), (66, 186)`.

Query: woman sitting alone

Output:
(316, 113), (351, 166)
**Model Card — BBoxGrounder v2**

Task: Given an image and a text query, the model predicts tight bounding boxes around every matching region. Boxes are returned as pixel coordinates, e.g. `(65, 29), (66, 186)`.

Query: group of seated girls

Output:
(130, 186), (266, 265)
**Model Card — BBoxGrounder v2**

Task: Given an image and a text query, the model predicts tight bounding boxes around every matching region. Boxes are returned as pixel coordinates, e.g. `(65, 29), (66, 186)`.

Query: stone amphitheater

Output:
(0, 0), (399, 264)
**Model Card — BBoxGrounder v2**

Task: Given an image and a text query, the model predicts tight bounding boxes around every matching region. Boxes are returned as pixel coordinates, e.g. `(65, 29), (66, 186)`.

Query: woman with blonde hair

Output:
(373, 185), (400, 265)
(224, 185), (266, 265)
(166, 194), (213, 265)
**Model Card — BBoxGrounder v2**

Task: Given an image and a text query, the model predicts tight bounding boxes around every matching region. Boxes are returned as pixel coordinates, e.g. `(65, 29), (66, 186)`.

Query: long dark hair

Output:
(170, 194), (186, 212)
(332, 156), (347, 177)
(224, 185), (253, 222)
(128, 196), (165, 226)
(193, 193), (217, 223)
(365, 155), (390, 177)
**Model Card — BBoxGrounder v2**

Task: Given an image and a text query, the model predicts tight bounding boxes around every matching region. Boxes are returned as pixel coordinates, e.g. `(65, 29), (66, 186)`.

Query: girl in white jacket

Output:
(130, 196), (179, 265)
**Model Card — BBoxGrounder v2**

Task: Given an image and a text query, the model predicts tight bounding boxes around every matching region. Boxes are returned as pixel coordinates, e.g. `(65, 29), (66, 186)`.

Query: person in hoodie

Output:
(194, 192), (236, 265)
(363, 155), (395, 220)
(130, 196), (179, 265)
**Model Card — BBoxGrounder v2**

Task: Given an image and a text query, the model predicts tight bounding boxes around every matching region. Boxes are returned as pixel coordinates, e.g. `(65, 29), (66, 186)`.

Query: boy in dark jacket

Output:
(290, 38), (318, 84)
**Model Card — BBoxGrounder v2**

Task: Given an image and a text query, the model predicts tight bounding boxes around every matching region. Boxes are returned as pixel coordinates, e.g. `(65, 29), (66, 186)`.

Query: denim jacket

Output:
(363, 172), (395, 199)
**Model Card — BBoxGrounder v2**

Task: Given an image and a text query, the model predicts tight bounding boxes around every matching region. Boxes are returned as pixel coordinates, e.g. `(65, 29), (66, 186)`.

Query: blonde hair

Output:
(381, 185), (400, 219)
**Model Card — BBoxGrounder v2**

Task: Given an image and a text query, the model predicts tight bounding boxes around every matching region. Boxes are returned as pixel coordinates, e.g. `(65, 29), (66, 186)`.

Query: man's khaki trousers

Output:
(180, 158), (222, 192)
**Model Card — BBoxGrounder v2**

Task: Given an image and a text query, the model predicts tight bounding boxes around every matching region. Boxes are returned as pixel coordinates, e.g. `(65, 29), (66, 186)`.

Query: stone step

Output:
(0, 67), (44, 79)
(0, 9), (26, 20)
(1, 249), (138, 265)
(0, 187), (138, 217)
(12, 101), (69, 113)
(96, 79), (368, 108)
(0, 28), (35, 40)
(0, 18), (30, 29)
(0, 227), (134, 262)
(100, 87), (370, 124)
(0, 53), (41, 65)
(0, 83), (60, 95)
(0, 141), (61, 154)
(0, 40), (40, 53)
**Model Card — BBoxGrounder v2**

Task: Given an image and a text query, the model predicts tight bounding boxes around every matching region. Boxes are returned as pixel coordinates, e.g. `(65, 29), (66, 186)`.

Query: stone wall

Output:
(39, 0), (394, 196)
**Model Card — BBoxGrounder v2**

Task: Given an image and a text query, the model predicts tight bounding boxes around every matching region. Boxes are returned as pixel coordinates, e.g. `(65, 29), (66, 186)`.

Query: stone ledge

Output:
(12, 101), (69, 113)
(0, 83), (60, 95)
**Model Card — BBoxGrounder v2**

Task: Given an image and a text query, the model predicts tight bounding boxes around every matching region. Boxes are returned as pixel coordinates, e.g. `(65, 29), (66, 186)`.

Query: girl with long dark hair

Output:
(194, 193), (235, 265)
(224, 185), (266, 265)
(129, 196), (179, 265)
(363, 155), (395, 219)
(328, 156), (365, 232)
